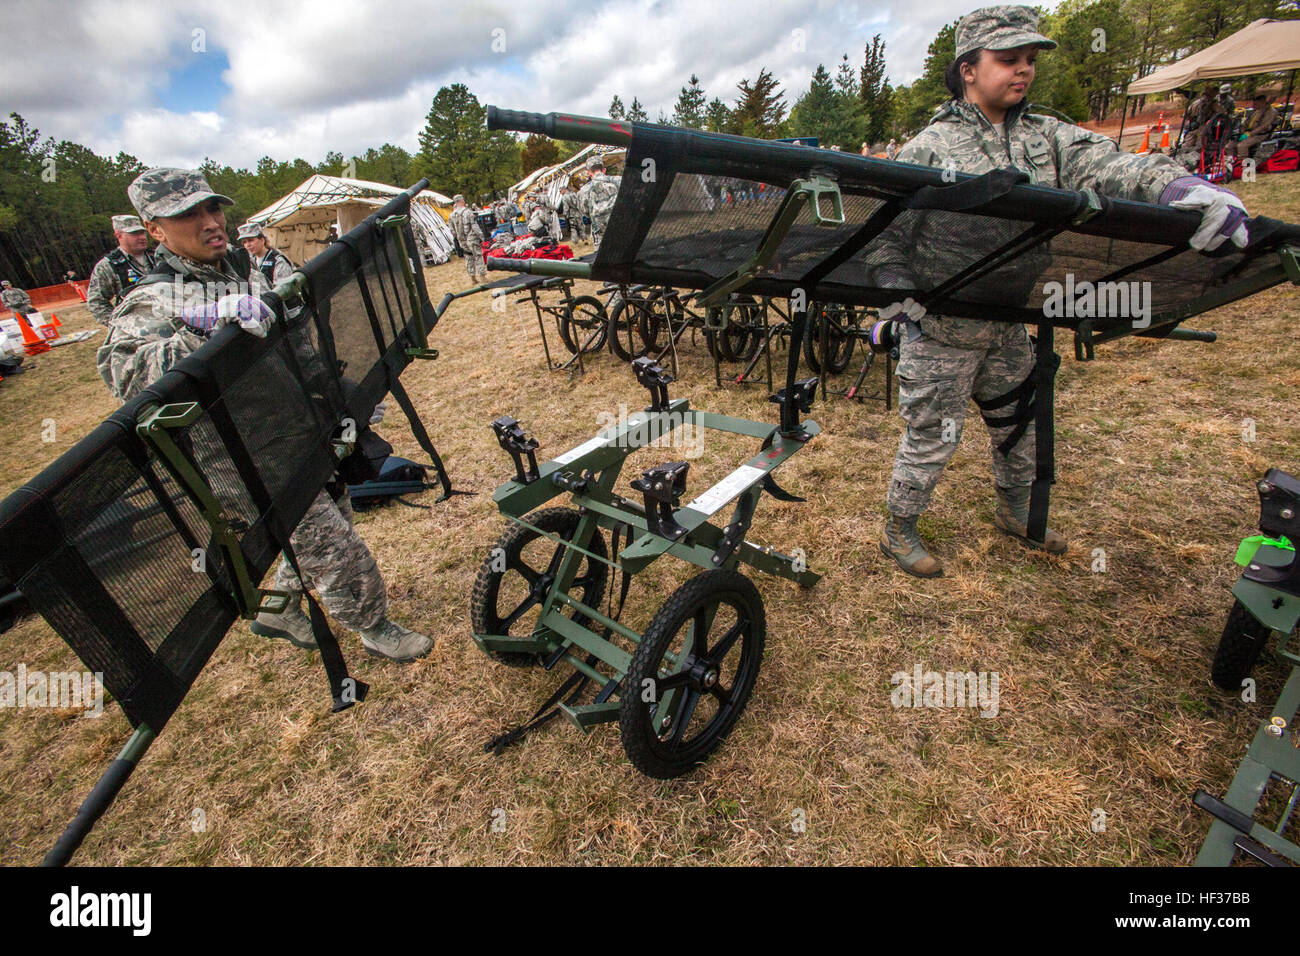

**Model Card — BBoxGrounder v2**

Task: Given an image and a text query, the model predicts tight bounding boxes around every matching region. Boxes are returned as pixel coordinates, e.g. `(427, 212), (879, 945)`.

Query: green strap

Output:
(1234, 534), (1296, 566)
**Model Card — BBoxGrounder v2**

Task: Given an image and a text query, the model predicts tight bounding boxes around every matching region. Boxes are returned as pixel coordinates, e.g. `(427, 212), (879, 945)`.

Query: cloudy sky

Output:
(4, 0), (983, 170)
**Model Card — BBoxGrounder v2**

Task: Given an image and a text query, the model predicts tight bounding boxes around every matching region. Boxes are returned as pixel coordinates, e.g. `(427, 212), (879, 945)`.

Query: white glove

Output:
(368, 401), (387, 425)
(877, 297), (927, 324)
(1160, 178), (1249, 252)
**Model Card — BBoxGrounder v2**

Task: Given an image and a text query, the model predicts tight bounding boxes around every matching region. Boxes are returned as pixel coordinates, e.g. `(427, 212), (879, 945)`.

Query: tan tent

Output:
(1127, 19), (1300, 95)
(245, 175), (456, 266)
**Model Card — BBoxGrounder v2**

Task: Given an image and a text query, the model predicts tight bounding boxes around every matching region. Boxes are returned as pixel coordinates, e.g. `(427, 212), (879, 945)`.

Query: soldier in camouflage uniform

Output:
(98, 167), (433, 661)
(1, 281), (36, 318)
(448, 194), (487, 283)
(86, 215), (157, 325)
(579, 154), (620, 250)
(877, 5), (1250, 578)
(559, 184), (586, 244)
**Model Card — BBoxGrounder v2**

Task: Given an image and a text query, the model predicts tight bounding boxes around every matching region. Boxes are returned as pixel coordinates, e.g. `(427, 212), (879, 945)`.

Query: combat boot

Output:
(992, 486), (1068, 554)
(360, 618), (434, 662)
(250, 597), (318, 649)
(880, 514), (943, 578)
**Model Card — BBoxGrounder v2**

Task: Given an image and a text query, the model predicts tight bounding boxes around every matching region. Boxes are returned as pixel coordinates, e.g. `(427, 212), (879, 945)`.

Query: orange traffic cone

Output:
(16, 314), (50, 356)
(50, 312), (62, 328)
(1158, 123), (1171, 151)
(1135, 126), (1151, 154)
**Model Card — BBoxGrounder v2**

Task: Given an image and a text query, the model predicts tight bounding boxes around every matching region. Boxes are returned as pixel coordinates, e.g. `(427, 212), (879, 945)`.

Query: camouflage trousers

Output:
(887, 323), (1037, 517)
(463, 245), (487, 277)
(590, 214), (610, 250)
(273, 487), (387, 630)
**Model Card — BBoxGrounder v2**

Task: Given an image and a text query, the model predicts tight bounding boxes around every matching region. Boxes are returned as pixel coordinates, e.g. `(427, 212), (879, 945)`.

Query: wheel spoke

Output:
(500, 594), (539, 630)
(507, 555), (541, 586)
(705, 617), (746, 667)
(708, 681), (733, 706)
(657, 671), (693, 692)
(668, 688), (701, 748)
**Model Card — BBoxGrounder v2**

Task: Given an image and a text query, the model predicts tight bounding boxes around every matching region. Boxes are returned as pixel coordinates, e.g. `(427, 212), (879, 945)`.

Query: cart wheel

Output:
(637, 296), (679, 352)
(558, 295), (608, 355)
(803, 302), (857, 374)
(607, 295), (652, 362)
(471, 507), (608, 667)
(619, 570), (765, 777)
(1210, 599), (1274, 691)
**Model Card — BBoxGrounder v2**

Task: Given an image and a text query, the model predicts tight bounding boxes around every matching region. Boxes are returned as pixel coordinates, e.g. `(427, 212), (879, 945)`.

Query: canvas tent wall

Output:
(511, 145), (626, 210)
(246, 175), (456, 265)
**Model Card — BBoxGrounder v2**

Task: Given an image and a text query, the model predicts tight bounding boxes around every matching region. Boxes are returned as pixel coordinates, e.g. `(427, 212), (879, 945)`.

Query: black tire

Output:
(607, 295), (652, 362)
(1211, 599), (1274, 691)
(619, 569), (765, 778)
(557, 295), (608, 354)
(803, 302), (858, 374)
(637, 296), (679, 352)
(470, 507), (608, 667)
(721, 296), (762, 362)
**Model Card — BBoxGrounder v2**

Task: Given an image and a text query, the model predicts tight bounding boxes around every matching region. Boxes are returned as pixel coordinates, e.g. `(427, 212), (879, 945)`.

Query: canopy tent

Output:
(1127, 19), (1300, 95)
(509, 144), (626, 211)
(1117, 19), (1300, 146)
(246, 175), (457, 265)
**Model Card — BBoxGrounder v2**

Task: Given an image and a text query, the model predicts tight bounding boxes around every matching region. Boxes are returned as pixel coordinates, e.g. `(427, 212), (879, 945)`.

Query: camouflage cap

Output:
(236, 222), (264, 240)
(111, 214), (146, 233)
(453, 194), (466, 203)
(955, 5), (1057, 59)
(128, 167), (233, 221)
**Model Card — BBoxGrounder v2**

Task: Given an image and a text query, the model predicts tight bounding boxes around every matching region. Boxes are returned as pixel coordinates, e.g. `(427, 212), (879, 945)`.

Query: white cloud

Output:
(4, 0), (978, 173)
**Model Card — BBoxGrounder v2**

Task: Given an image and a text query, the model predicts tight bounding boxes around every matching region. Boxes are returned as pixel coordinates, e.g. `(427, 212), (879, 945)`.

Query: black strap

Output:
(386, 374), (460, 501)
(1027, 322), (1059, 544)
(904, 168), (1030, 213)
(975, 373), (1037, 453)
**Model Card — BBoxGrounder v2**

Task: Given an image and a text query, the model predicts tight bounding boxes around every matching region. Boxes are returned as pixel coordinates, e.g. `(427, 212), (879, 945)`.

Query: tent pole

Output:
(1116, 94), (1129, 147)
(1287, 69), (1296, 114)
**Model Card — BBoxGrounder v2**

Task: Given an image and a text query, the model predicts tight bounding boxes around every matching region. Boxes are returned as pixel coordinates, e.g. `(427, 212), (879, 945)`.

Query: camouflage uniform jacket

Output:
(97, 244), (270, 402)
(580, 173), (620, 225)
(878, 98), (1184, 348)
(559, 190), (583, 222)
(86, 248), (157, 324)
(448, 206), (484, 252)
(1, 287), (34, 315)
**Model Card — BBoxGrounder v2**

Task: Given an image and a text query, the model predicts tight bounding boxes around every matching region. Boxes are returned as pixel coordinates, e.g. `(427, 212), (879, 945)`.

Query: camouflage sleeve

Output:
(1047, 118), (1183, 204)
(86, 259), (118, 325)
(272, 253), (295, 288)
(96, 289), (207, 402)
(871, 132), (945, 289)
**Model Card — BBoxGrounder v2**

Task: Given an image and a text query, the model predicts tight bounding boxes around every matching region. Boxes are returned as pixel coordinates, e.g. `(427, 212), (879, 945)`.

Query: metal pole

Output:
(1116, 94), (1129, 147)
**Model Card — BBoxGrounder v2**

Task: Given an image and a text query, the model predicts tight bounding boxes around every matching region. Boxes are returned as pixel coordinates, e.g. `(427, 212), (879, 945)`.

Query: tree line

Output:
(1, 0), (1295, 286)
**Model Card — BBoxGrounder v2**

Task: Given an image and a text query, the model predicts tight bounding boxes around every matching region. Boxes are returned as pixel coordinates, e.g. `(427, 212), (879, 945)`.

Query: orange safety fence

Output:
(0, 281), (88, 317)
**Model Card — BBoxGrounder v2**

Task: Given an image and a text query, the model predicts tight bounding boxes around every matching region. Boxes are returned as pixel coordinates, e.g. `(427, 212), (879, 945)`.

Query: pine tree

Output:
(859, 34), (893, 145)
(672, 74), (708, 128)
(788, 64), (838, 143)
(704, 97), (731, 133)
(628, 98), (648, 122)
(732, 69), (787, 138)
(609, 95), (626, 120)
(416, 84), (519, 201)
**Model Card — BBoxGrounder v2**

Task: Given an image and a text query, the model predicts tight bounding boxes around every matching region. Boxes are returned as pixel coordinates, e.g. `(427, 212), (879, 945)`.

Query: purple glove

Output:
(178, 294), (274, 337)
(1159, 176), (1249, 251)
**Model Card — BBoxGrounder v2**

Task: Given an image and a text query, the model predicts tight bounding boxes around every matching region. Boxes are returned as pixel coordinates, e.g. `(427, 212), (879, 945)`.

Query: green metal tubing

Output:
(551, 590), (643, 645)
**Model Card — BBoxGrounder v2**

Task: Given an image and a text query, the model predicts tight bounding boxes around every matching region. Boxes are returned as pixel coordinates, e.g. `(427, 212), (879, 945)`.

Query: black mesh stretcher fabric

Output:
(592, 123), (1300, 327)
(0, 188), (433, 732)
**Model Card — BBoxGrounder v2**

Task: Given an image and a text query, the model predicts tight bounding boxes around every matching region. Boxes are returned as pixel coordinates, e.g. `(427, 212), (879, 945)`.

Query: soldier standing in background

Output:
(86, 215), (157, 325)
(448, 194), (487, 284)
(237, 221), (294, 286)
(1, 280), (36, 318)
(97, 166), (433, 662)
(875, 5), (1248, 578)
(578, 155), (620, 251)
(559, 183), (586, 245)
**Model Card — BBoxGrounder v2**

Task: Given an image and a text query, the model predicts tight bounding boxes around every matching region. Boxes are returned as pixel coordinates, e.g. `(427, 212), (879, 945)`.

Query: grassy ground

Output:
(1, 174), (1297, 866)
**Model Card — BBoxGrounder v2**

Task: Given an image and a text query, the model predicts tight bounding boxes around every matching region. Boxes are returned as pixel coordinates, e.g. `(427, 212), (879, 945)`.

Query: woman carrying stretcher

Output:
(876, 4), (1251, 578)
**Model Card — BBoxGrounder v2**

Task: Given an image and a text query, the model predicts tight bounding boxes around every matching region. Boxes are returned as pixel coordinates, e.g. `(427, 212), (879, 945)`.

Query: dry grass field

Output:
(1, 174), (1297, 866)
